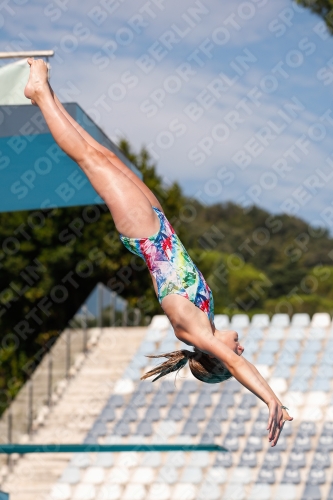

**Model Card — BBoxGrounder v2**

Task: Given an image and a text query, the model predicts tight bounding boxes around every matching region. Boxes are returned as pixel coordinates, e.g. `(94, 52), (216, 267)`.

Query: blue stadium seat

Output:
(257, 408), (269, 421)
(224, 379), (241, 393)
(308, 467), (326, 485)
(251, 420), (268, 436)
(289, 378), (309, 392)
(182, 380), (198, 393)
(83, 434), (97, 444)
(211, 405), (229, 421)
(243, 340), (259, 353)
(287, 450), (306, 468)
(299, 422), (317, 436)
(320, 351), (333, 364)
(90, 421), (107, 437)
(317, 364), (333, 378)
(130, 355), (148, 369)
(129, 392), (147, 408)
(160, 381), (176, 394)
(214, 451), (233, 467)
(257, 467), (275, 484)
(135, 419), (153, 436)
(122, 405), (138, 422)
(284, 340), (301, 351)
(288, 327), (305, 339)
(282, 468), (301, 484)
(267, 327), (285, 340)
(108, 395), (124, 407)
(277, 351), (296, 366)
(312, 451), (330, 469)
(304, 340), (321, 352)
(167, 405), (183, 421)
(223, 434), (239, 451)
(317, 435), (333, 452)
(247, 328), (264, 340)
(218, 393), (234, 407)
(234, 407), (251, 422)
(261, 340), (280, 353)
(239, 393), (257, 408)
(272, 365), (291, 378)
(301, 483), (322, 500)
(190, 405), (206, 421)
(137, 381), (153, 394)
(272, 435), (288, 452)
(144, 405), (160, 422)
(293, 365), (312, 380)
(293, 435), (312, 452)
(311, 378), (331, 392)
(256, 352), (275, 365)
(228, 420), (246, 436)
(182, 419), (199, 436)
(151, 393), (168, 408)
(99, 406), (116, 422)
(197, 392), (212, 407)
(264, 451), (281, 468)
(173, 392), (190, 407)
(204, 419), (222, 437)
(239, 450), (257, 467)
(245, 435), (263, 452)
(113, 421), (130, 436)
(299, 352), (318, 366)
(322, 422), (333, 435)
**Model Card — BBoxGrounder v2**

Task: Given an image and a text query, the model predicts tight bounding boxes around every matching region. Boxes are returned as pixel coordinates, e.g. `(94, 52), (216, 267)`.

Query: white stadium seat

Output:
(311, 312), (331, 328)
(271, 314), (290, 327)
(291, 313), (310, 327)
(230, 314), (250, 329)
(251, 314), (270, 328)
(150, 315), (170, 330)
(214, 314), (229, 329)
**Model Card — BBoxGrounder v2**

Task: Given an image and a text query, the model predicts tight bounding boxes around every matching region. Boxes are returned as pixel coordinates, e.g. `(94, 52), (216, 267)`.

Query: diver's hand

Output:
(267, 399), (293, 447)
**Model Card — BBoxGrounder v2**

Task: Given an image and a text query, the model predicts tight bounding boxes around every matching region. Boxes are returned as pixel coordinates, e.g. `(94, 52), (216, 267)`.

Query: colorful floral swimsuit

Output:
(119, 207), (214, 323)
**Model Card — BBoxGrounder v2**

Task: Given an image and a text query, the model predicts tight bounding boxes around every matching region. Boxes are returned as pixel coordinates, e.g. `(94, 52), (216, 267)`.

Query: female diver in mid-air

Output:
(24, 58), (292, 446)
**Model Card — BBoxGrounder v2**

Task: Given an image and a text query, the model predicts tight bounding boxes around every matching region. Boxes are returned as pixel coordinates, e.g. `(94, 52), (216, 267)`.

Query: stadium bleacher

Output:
(45, 312), (333, 500)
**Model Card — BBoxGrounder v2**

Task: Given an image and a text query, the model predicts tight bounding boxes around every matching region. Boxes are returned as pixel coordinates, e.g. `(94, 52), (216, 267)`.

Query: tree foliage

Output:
(295, 0), (333, 32)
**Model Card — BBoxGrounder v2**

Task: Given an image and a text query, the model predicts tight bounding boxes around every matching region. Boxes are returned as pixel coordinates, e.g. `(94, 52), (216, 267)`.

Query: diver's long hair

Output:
(141, 348), (232, 384)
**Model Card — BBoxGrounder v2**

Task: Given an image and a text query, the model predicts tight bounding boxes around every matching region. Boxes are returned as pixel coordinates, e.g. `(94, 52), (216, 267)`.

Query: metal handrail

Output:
(0, 444), (226, 454)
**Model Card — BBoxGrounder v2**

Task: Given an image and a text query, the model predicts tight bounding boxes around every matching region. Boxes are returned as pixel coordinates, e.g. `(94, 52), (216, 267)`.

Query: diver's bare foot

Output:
(24, 58), (49, 104)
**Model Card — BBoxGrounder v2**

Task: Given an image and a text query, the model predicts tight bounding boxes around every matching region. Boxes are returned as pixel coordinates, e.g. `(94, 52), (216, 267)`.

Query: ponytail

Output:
(141, 349), (232, 384)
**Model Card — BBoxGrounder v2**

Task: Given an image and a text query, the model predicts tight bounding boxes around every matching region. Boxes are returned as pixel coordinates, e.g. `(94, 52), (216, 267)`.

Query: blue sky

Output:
(2, 0), (333, 230)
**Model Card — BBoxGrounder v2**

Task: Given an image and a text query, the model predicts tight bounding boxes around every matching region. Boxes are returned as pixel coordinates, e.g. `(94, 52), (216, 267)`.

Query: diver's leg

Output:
(24, 59), (159, 238)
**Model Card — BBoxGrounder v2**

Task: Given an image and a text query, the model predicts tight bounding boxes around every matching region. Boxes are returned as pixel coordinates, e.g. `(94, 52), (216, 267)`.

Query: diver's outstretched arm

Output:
(189, 332), (293, 447)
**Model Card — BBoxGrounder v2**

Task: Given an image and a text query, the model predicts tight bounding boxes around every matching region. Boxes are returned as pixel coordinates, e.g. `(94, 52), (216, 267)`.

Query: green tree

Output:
(295, 0), (333, 32)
